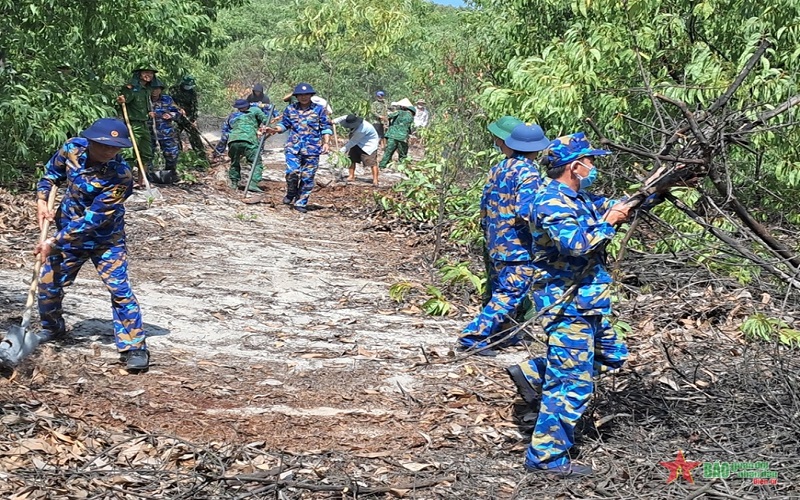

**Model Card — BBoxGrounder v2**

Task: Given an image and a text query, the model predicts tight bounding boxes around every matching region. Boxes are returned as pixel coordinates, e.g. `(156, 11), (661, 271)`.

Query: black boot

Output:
(283, 173), (300, 204)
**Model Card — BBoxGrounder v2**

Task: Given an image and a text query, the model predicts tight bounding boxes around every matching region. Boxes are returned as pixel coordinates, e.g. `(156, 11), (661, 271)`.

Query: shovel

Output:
(121, 101), (162, 202)
(0, 186), (58, 368)
(243, 132), (269, 200)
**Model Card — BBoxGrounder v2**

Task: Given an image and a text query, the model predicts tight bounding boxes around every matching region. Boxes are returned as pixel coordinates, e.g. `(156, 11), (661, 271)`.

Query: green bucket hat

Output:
(133, 63), (158, 73)
(181, 75), (196, 89)
(487, 115), (523, 140)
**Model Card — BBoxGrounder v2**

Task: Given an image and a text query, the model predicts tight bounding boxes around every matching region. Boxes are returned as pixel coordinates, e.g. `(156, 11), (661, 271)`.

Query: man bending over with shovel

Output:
(35, 118), (150, 372)
(215, 98), (269, 192)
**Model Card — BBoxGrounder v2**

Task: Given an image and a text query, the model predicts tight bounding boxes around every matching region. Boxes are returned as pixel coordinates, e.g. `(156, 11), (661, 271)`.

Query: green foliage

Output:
(470, 0), (800, 223)
(234, 212), (257, 222)
(421, 285), (452, 316)
(389, 281), (414, 303)
(612, 319), (633, 339)
(439, 261), (486, 295)
(0, 0), (239, 180)
(741, 312), (800, 347)
(176, 150), (209, 184)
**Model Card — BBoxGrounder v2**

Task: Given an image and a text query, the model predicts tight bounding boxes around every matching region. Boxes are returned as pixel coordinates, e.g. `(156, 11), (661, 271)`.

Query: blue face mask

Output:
(576, 162), (597, 189)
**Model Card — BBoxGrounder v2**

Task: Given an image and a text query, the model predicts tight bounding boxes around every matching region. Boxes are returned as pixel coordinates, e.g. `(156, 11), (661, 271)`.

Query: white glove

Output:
(339, 147), (346, 153)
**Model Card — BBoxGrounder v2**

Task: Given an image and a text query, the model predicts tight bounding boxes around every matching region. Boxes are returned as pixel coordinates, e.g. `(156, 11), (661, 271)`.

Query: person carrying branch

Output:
(506, 132), (634, 477)
(266, 82), (332, 213)
(169, 75), (207, 161)
(35, 118), (150, 372)
(457, 120), (550, 356)
(215, 98), (269, 192)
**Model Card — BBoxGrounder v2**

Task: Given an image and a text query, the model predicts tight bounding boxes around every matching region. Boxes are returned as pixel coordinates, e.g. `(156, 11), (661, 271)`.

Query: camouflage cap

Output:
(133, 63), (158, 73)
(487, 115), (523, 140)
(181, 75), (196, 89)
(542, 132), (611, 168)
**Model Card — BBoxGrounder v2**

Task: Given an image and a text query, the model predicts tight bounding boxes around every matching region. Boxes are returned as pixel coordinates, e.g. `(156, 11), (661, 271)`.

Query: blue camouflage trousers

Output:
(38, 244), (147, 352)
(285, 152), (320, 208)
(152, 126), (179, 170)
(513, 314), (627, 469)
(458, 260), (534, 350)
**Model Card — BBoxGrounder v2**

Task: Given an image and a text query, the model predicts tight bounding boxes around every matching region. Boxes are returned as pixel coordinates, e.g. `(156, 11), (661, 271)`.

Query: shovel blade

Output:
(0, 326), (42, 367)
(128, 188), (163, 204)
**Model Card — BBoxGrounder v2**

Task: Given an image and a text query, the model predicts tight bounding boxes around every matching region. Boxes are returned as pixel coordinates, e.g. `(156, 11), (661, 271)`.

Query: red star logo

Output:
(660, 450), (702, 483)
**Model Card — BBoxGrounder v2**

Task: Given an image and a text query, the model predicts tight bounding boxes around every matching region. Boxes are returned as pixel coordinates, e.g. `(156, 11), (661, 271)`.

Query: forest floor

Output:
(0, 139), (799, 499)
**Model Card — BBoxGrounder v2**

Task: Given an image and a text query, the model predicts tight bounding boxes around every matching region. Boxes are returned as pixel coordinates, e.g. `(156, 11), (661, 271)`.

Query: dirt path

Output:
(1, 156), (798, 499)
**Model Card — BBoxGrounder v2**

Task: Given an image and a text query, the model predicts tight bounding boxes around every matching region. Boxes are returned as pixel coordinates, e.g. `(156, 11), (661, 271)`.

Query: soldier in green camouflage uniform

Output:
(378, 98), (415, 169)
(116, 64), (159, 176)
(169, 75), (207, 161)
(214, 99), (268, 192)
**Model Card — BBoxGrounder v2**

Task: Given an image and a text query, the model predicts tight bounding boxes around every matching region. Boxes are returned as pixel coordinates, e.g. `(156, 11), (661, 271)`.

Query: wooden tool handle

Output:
(121, 101), (154, 191)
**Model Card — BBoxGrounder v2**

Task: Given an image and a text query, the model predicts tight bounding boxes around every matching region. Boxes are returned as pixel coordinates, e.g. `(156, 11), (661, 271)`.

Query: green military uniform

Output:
(370, 99), (388, 138)
(379, 107), (414, 168)
(215, 103), (268, 191)
(118, 69), (157, 172)
(169, 76), (207, 161)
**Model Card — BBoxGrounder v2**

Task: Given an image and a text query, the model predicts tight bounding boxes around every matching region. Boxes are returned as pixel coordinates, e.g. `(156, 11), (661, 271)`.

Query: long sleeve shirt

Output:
(385, 109), (414, 141)
(370, 100), (388, 123)
(150, 95), (181, 139)
(414, 107), (430, 128)
(169, 86), (198, 122)
(333, 116), (380, 155)
(481, 155), (541, 262)
(36, 138), (133, 251)
(215, 107), (268, 152)
(274, 102), (332, 156)
(118, 78), (153, 122)
(529, 178), (621, 316)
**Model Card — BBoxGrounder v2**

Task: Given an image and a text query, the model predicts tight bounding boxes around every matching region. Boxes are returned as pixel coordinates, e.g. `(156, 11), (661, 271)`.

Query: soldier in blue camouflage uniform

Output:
(506, 132), (633, 477)
(458, 121), (550, 356)
(266, 83), (332, 213)
(215, 99), (269, 192)
(34, 118), (150, 372)
(149, 81), (182, 183)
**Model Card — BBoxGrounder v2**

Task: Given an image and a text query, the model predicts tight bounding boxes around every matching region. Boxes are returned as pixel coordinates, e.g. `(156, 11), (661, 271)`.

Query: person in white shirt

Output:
(334, 114), (380, 186)
(414, 99), (430, 128)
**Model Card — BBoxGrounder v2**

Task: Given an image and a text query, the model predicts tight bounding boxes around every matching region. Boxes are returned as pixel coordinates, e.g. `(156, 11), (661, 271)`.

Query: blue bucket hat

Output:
(376, 90), (385, 97)
(487, 115), (523, 140)
(542, 132), (611, 168)
(505, 123), (550, 152)
(81, 118), (132, 148)
(293, 82), (316, 95)
(233, 98), (250, 109)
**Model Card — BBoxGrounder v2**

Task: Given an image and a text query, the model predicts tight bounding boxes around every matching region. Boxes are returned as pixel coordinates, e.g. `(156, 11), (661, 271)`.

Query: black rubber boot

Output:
(283, 173), (300, 204)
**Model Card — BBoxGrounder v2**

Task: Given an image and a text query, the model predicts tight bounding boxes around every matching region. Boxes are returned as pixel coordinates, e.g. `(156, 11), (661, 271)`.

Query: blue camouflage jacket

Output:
(36, 138), (133, 251)
(530, 178), (621, 316)
(150, 95), (180, 139)
(481, 155), (541, 262)
(276, 102), (332, 156)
